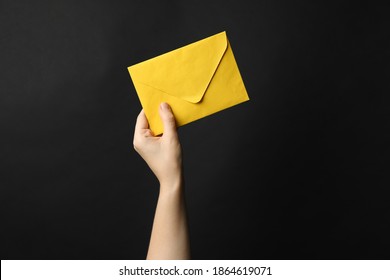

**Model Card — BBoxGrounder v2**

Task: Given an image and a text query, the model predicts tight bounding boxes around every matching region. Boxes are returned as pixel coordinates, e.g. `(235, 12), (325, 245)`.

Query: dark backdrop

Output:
(1, 0), (389, 260)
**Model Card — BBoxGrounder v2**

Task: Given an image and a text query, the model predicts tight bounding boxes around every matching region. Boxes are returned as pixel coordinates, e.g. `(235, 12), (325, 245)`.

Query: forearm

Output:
(146, 177), (191, 260)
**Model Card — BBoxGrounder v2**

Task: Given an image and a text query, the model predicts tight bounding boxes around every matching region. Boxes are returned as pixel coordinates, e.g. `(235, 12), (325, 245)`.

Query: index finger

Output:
(135, 109), (149, 132)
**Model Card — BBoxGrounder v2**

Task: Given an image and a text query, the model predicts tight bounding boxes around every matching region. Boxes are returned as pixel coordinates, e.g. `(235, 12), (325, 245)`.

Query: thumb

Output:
(159, 102), (177, 137)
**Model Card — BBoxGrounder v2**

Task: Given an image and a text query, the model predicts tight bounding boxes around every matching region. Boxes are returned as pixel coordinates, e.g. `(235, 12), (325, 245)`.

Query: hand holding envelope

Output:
(128, 31), (249, 135)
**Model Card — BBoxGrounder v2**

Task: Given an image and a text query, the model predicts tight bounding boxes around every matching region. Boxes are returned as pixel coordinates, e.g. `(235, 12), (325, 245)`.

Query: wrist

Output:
(159, 174), (184, 196)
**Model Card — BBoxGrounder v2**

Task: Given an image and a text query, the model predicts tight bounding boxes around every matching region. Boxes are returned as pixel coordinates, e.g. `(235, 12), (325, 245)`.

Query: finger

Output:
(135, 109), (149, 132)
(159, 102), (177, 138)
(133, 110), (152, 151)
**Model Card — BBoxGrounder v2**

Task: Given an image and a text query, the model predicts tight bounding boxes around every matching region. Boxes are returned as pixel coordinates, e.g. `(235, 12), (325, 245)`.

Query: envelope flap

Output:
(128, 31), (227, 103)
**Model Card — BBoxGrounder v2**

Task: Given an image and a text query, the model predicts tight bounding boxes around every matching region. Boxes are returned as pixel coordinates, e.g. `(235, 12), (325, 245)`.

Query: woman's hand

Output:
(133, 102), (190, 260)
(133, 102), (182, 189)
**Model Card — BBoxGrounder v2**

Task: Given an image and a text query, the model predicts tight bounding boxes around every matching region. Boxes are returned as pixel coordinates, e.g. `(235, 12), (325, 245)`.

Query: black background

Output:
(1, 0), (389, 260)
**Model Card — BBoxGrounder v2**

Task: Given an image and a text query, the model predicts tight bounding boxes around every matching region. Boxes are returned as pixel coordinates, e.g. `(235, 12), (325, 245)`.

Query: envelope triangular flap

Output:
(129, 31), (228, 103)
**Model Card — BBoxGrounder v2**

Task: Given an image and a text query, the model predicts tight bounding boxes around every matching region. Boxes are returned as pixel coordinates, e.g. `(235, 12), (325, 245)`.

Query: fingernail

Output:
(161, 102), (169, 111)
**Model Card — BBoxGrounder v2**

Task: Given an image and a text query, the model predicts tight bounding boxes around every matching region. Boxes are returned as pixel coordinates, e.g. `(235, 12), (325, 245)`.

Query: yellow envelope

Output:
(128, 31), (249, 135)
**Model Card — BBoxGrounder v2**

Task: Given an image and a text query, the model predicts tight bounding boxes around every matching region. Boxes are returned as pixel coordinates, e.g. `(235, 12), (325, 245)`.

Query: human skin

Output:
(133, 102), (190, 260)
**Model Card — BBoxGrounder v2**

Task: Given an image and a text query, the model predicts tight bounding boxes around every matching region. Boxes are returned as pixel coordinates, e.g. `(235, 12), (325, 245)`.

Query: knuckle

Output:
(133, 139), (140, 151)
(165, 114), (176, 125)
